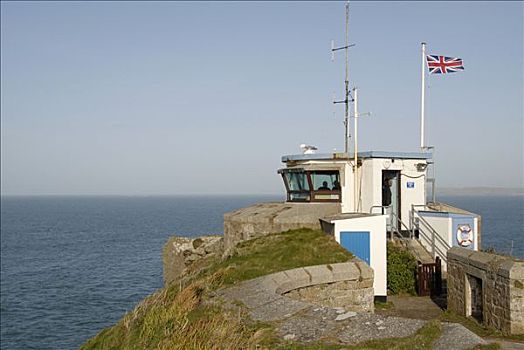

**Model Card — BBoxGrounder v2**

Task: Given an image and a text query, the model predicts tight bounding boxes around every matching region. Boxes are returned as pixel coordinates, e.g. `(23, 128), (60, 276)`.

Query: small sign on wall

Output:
(407, 182), (415, 188)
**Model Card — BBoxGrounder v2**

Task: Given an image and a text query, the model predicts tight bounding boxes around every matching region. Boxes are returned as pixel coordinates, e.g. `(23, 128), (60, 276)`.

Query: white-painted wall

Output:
(416, 212), (479, 271)
(333, 215), (388, 297)
(360, 159), (379, 215)
(399, 159), (427, 227)
(359, 158), (426, 230)
(342, 162), (353, 213)
(416, 214), (451, 264)
(285, 157), (427, 230)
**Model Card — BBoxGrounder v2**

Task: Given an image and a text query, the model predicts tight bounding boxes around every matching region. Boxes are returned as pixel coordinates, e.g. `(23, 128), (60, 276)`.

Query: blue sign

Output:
(407, 182), (415, 188)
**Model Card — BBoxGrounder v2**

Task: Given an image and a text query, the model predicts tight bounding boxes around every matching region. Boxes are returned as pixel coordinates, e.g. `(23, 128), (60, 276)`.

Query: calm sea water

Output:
(1, 194), (522, 349)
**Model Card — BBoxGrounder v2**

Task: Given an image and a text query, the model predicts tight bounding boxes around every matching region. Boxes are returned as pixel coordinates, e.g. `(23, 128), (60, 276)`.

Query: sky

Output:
(1, 1), (523, 195)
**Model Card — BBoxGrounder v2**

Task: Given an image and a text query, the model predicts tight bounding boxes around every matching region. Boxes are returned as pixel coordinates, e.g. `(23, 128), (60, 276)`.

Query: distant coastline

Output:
(437, 187), (524, 196)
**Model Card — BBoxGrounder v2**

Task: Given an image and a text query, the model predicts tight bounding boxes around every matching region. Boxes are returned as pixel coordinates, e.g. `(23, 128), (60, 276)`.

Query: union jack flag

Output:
(426, 55), (464, 74)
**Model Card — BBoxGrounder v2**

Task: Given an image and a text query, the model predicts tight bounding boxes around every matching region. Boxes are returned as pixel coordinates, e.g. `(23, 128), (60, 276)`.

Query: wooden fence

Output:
(416, 257), (442, 296)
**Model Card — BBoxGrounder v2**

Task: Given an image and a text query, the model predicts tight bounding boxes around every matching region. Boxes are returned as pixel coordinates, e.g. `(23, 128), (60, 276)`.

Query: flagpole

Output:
(353, 87), (358, 212)
(420, 42), (426, 150)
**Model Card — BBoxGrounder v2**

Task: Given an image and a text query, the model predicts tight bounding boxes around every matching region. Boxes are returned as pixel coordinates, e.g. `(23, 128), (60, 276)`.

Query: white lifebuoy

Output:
(456, 224), (473, 247)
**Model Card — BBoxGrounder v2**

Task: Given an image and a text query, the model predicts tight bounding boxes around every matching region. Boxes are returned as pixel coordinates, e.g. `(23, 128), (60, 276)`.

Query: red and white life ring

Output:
(456, 224), (473, 247)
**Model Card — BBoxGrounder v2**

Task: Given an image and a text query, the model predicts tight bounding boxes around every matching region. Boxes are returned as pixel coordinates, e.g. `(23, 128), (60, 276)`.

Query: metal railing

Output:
(369, 205), (413, 240)
(391, 212), (414, 238)
(411, 205), (452, 263)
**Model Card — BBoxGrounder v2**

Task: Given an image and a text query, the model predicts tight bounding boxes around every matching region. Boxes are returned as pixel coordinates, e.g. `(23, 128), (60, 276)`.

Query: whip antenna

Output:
(331, 1), (355, 154)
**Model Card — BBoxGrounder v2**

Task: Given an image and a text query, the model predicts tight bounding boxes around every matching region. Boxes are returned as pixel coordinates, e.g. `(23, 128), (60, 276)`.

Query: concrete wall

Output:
(447, 247), (524, 335)
(265, 260), (374, 313)
(285, 279), (374, 313)
(223, 202), (341, 250)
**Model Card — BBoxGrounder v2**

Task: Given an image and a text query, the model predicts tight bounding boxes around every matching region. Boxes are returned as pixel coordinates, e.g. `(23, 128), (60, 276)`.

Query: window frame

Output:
(279, 169), (341, 203)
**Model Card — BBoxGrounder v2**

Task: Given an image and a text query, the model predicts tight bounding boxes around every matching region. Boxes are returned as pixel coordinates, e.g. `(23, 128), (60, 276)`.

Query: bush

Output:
(387, 243), (417, 295)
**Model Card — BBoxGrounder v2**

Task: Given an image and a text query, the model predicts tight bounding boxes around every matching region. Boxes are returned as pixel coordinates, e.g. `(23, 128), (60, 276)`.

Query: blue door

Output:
(340, 231), (371, 265)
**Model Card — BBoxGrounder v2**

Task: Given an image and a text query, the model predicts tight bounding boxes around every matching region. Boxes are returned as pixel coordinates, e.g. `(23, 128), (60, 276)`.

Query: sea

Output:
(1, 194), (523, 350)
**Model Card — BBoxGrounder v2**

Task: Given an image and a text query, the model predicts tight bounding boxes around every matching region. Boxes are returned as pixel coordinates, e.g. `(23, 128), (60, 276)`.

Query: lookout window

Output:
(279, 169), (341, 203)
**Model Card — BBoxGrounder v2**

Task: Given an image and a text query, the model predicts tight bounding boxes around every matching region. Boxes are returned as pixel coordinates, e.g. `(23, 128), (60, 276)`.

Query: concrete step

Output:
(391, 238), (434, 264)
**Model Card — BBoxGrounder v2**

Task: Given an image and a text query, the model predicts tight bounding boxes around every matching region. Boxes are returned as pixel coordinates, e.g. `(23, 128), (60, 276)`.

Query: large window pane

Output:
(310, 171), (340, 191)
(285, 172), (310, 191)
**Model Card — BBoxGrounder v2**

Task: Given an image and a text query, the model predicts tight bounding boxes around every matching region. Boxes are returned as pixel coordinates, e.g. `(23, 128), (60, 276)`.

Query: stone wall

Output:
(285, 279), (374, 313)
(217, 259), (375, 319)
(224, 202), (341, 250)
(162, 235), (223, 285)
(447, 247), (524, 335)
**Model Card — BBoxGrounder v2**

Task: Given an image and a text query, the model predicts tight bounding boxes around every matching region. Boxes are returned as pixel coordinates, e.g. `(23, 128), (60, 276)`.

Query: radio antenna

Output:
(332, 1), (355, 154)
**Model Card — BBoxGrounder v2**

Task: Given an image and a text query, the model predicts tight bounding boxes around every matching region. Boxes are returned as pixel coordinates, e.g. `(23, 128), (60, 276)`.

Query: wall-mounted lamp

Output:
(416, 163), (428, 171)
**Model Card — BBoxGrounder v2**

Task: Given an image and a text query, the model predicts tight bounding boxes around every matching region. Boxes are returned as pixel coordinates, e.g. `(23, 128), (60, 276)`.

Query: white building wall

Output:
(333, 215), (387, 297)
(416, 214), (451, 263)
(359, 158), (426, 229)
(360, 159), (379, 214)
(285, 157), (427, 226)
(416, 213), (479, 272)
(341, 162), (353, 213)
(399, 159), (426, 227)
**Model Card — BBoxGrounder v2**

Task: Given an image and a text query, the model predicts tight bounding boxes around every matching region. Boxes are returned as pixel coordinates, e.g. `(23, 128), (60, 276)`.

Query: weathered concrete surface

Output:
(337, 314), (427, 344)
(376, 295), (445, 321)
(393, 238), (434, 264)
(433, 323), (487, 350)
(215, 262), (485, 348)
(447, 247), (524, 335)
(223, 202), (341, 250)
(162, 235), (223, 285)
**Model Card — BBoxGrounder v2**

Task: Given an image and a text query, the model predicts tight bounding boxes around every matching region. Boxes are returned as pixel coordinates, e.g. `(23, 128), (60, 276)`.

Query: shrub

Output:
(387, 243), (417, 295)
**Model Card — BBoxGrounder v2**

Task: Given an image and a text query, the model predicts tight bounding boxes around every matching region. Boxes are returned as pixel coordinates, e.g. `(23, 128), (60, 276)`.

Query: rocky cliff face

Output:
(162, 235), (223, 285)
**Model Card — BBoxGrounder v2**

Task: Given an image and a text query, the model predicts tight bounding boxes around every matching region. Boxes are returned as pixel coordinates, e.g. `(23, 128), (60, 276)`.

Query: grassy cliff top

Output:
(80, 229), (353, 350)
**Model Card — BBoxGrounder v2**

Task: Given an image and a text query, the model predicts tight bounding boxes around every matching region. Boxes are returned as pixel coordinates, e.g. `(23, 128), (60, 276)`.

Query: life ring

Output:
(456, 224), (473, 247)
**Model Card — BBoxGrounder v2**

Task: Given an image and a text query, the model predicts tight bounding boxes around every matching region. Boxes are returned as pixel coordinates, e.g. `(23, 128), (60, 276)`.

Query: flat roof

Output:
(282, 151), (432, 163)
(321, 213), (384, 222)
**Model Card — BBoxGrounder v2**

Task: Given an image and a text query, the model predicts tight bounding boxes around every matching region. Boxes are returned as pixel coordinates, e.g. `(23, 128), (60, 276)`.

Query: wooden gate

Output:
(417, 257), (442, 296)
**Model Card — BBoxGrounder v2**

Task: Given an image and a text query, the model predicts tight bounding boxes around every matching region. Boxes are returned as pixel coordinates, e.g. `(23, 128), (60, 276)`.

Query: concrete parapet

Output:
(447, 247), (524, 335)
(223, 202), (341, 250)
(218, 259), (374, 322)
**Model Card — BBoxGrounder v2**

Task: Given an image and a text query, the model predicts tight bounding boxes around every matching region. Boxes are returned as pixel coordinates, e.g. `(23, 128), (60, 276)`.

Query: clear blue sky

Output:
(1, 1), (522, 195)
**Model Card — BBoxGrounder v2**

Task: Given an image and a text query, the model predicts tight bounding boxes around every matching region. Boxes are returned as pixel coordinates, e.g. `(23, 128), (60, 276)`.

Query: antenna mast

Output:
(332, 1), (354, 154)
(344, 1), (350, 154)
